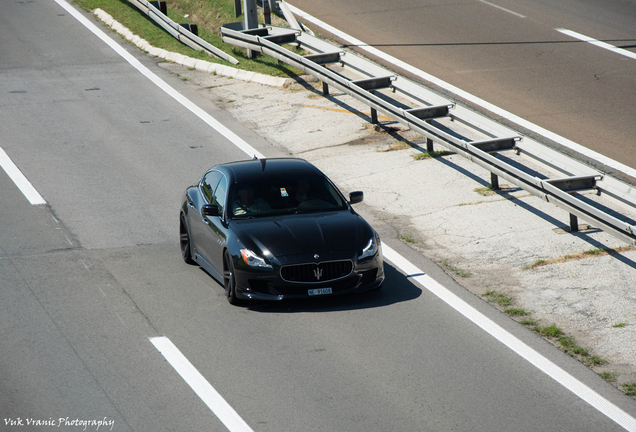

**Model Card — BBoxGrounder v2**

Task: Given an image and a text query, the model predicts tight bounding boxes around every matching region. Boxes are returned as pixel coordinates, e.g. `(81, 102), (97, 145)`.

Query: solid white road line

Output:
(149, 336), (255, 432)
(0, 147), (47, 205)
(382, 244), (636, 432)
(557, 28), (636, 61)
(53, 0), (265, 161)
(287, 3), (636, 181)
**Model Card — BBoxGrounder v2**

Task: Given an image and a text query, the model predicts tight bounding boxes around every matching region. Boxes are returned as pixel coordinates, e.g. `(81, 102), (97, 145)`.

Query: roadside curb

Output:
(93, 8), (295, 88)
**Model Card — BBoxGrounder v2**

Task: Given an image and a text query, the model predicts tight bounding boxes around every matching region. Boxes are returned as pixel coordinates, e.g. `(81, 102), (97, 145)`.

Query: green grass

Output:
(534, 324), (563, 338)
(73, 0), (304, 78)
(519, 319), (538, 326)
(399, 233), (416, 244)
(474, 186), (498, 197)
(600, 371), (618, 382)
(484, 290), (512, 307)
(612, 322), (627, 328)
(557, 336), (588, 356)
(504, 308), (529, 316)
(413, 150), (452, 160)
(588, 355), (607, 367)
(623, 382), (636, 396)
(481, 294), (620, 384)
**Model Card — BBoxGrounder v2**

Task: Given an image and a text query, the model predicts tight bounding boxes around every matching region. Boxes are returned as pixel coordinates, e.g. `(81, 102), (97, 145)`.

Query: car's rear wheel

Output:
(180, 215), (195, 265)
(223, 250), (240, 305)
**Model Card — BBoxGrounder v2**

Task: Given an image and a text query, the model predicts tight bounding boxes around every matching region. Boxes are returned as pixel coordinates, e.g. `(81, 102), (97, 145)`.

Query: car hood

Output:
(232, 211), (369, 259)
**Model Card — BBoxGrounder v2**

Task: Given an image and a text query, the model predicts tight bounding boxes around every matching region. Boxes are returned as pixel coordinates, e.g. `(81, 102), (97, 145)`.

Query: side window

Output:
(212, 176), (228, 214)
(201, 171), (223, 203)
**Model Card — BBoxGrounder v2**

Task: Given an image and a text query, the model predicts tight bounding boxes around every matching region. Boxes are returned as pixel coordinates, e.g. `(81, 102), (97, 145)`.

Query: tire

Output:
(180, 215), (195, 265)
(223, 250), (240, 305)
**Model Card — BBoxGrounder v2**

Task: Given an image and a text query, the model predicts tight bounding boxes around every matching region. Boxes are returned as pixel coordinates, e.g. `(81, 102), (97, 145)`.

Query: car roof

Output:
(213, 158), (324, 183)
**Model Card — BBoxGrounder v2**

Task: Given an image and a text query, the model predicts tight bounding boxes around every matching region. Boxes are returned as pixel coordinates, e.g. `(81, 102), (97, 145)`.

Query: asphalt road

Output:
(288, 0), (636, 172)
(1, 1), (635, 431)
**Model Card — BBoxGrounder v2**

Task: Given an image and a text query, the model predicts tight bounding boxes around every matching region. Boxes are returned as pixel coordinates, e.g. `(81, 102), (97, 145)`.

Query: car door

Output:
(190, 170), (222, 268)
(200, 175), (230, 277)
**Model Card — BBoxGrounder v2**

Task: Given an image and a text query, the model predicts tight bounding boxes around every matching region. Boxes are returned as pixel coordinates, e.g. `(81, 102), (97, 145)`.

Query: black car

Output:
(180, 158), (384, 304)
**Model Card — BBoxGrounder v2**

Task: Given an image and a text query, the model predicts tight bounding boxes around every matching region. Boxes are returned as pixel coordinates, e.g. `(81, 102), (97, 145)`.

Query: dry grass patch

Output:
(524, 246), (636, 269)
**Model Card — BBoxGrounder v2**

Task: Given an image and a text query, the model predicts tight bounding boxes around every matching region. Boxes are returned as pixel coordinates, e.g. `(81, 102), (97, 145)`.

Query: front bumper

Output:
(233, 252), (384, 301)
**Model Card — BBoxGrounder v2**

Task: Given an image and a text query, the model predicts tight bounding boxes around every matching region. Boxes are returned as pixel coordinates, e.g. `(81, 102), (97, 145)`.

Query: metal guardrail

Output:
(220, 24), (636, 246)
(128, 0), (239, 65)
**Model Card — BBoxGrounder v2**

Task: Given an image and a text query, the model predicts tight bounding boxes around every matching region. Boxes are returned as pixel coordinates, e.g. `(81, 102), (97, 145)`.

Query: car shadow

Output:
(243, 262), (422, 313)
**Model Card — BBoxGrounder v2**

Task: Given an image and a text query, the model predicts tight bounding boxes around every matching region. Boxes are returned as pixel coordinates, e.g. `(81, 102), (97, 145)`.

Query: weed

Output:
(583, 248), (604, 256)
(600, 371), (618, 382)
(612, 322), (627, 328)
(474, 186), (497, 197)
(483, 290), (512, 307)
(623, 382), (636, 396)
(535, 324), (563, 338)
(588, 355), (607, 367)
(523, 246), (636, 269)
(557, 336), (588, 356)
(413, 150), (452, 160)
(504, 308), (529, 316)
(400, 233), (415, 244)
(383, 141), (411, 152)
(519, 319), (538, 326)
(523, 259), (546, 269)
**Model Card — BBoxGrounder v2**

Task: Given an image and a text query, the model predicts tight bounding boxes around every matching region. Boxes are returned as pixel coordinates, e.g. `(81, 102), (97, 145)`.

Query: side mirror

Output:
(202, 204), (220, 217)
(349, 191), (364, 204)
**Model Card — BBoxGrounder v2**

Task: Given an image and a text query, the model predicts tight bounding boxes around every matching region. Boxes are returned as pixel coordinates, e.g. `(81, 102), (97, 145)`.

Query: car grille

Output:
(280, 260), (353, 283)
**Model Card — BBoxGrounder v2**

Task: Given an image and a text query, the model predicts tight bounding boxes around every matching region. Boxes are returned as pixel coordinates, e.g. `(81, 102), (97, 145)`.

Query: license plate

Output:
(308, 288), (332, 296)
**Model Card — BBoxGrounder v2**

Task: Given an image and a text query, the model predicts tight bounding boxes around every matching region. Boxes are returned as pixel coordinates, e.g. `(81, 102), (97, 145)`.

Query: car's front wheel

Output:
(180, 215), (195, 265)
(223, 250), (240, 305)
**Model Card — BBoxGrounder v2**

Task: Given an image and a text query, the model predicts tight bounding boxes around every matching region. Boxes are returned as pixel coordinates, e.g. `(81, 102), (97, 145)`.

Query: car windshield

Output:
(229, 175), (347, 218)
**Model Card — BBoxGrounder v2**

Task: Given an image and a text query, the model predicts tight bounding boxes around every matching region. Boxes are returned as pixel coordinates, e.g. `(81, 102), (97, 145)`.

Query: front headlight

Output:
(240, 249), (273, 269)
(359, 236), (377, 260)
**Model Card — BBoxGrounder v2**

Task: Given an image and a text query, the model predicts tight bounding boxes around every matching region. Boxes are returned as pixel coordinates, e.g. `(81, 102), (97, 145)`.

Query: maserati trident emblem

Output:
(313, 267), (323, 281)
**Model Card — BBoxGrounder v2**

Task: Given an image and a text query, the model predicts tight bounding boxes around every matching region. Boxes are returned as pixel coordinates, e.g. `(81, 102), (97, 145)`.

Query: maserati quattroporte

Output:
(180, 158), (384, 304)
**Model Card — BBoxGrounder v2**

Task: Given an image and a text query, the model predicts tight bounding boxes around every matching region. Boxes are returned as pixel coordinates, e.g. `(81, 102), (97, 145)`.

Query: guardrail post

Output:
(490, 172), (499, 190)
(180, 23), (198, 36)
(243, 0), (258, 57)
(322, 82), (329, 96)
(243, 0), (258, 28)
(568, 192), (579, 231)
(425, 120), (434, 153)
(489, 152), (500, 190)
(426, 137), (434, 153)
(371, 108), (378, 124)
(263, 0), (271, 24)
(149, 1), (166, 15)
(570, 213), (579, 232)
(368, 90), (378, 124)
